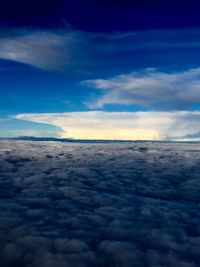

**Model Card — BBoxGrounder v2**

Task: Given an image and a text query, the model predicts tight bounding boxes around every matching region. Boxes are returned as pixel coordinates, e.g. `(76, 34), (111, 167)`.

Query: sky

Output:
(1, 0), (200, 140)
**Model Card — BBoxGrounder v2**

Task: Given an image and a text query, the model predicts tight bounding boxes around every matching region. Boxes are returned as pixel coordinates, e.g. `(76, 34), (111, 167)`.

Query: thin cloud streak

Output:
(0, 30), (73, 70)
(1, 28), (200, 71)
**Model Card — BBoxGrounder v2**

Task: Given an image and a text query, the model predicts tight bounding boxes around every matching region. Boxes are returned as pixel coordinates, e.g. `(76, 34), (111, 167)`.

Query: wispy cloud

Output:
(83, 68), (200, 110)
(14, 111), (200, 140)
(0, 30), (74, 70)
(2, 28), (200, 71)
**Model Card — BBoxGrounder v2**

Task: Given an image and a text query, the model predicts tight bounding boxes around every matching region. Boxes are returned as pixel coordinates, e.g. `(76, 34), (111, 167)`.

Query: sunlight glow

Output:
(60, 128), (159, 140)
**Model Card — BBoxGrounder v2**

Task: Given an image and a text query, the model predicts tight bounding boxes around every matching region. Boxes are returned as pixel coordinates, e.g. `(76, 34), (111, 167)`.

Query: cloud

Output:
(0, 30), (74, 70)
(14, 111), (200, 140)
(2, 28), (200, 71)
(82, 68), (200, 110)
(0, 140), (200, 266)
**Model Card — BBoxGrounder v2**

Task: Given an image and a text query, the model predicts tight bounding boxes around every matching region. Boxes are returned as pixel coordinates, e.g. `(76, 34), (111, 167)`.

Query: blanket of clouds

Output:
(0, 140), (200, 267)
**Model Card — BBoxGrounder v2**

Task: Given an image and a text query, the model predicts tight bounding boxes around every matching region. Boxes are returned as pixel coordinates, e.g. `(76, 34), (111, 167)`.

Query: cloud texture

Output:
(0, 30), (73, 70)
(14, 111), (200, 140)
(0, 140), (200, 266)
(83, 68), (200, 109)
(2, 28), (200, 72)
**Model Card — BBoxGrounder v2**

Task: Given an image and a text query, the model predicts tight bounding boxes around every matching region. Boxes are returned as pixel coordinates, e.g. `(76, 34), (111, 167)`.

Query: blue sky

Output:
(1, 1), (200, 139)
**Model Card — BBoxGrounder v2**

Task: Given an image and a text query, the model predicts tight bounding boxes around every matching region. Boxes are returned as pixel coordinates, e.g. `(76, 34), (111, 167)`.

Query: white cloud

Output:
(0, 30), (73, 70)
(82, 68), (200, 109)
(14, 111), (200, 140)
(2, 28), (200, 71)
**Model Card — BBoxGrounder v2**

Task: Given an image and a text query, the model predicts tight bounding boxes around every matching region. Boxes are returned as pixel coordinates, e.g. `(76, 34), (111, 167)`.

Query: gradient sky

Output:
(1, 0), (200, 139)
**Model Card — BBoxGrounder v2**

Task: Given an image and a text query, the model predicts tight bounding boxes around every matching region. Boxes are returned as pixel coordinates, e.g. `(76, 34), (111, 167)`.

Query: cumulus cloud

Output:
(82, 68), (200, 109)
(0, 140), (200, 266)
(14, 111), (200, 140)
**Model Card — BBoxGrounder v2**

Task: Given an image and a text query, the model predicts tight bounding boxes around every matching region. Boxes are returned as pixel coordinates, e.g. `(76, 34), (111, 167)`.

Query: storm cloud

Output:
(14, 111), (200, 140)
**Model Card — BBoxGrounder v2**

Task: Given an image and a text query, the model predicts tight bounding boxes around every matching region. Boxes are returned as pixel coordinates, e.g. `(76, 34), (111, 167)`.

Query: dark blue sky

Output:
(1, 0), (200, 31)
(1, 0), (200, 139)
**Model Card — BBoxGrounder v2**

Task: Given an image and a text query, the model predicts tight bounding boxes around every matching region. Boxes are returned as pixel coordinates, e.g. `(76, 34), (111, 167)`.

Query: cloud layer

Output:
(14, 111), (200, 140)
(83, 68), (200, 109)
(0, 140), (200, 266)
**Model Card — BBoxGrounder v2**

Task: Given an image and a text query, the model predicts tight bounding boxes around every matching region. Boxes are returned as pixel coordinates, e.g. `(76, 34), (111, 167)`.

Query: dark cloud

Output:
(0, 140), (200, 266)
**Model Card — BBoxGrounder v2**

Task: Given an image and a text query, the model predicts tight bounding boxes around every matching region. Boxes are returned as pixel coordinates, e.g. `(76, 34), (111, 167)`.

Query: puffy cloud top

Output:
(0, 140), (200, 266)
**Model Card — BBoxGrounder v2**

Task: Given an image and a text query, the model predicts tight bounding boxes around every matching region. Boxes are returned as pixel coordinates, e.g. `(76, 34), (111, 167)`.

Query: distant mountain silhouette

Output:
(1, 136), (73, 142)
(0, 136), (197, 143)
(0, 136), (148, 143)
